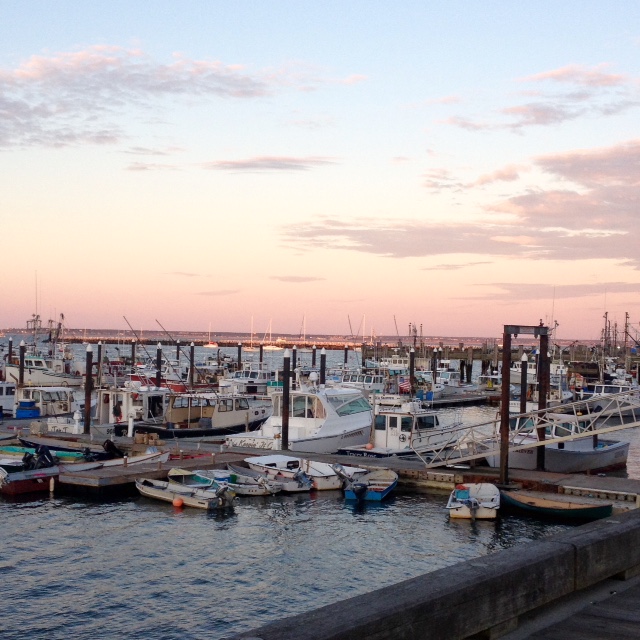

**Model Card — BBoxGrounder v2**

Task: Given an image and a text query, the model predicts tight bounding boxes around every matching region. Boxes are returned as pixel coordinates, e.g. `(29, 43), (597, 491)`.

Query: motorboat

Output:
(225, 381), (373, 454)
(500, 490), (612, 521)
(136, 478), (235, 510)
(332, 464), (398, 501)
(337, 398), (462, 459)
(167, 467), (281, 496)
(483, 412), (629, 473)
(227, 463), (311, 493)
(446, 483), (500, 520)
(245, 454), (367, 491)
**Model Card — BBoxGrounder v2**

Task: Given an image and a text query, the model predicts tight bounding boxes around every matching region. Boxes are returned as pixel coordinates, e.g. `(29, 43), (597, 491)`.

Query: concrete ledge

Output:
(226, 510), (640, 640)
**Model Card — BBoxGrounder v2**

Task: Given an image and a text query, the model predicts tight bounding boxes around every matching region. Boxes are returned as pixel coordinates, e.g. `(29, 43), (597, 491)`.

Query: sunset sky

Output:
(2, 1), (640, 342)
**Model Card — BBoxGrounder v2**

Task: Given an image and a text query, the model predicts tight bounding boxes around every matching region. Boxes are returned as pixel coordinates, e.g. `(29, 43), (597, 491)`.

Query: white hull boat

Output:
(446, 483), (500, 520)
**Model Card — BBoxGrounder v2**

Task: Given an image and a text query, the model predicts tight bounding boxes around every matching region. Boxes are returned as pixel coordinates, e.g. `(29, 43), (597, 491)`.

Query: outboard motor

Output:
(293, 469), (313, 489)
(22, 451), (35, 471)
(35, 445), (56, 469)
(102, 440), (125, 458)
(82, 447), (98, 462)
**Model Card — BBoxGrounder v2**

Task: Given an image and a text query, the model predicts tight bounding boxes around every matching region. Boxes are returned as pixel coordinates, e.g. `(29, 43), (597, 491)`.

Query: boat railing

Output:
(415, 389), (640, 469)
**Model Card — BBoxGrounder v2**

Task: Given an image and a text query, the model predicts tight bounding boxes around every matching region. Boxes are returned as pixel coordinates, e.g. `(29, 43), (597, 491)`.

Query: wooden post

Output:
(409, 348), (415, 396)
(84, 344), (93, 435)
(7, 337), (12, 365)
(176, 339), (180, 362)
(320, 348), (326, 385)
(537, 332), (549, 470)
(312, 345), (317, 368)
(499, 330), (512, 485)
(519, 353), (528, 414)
(131, 339), (136, 375)
(344, 344), (349, 366)
(282, 350), (290, 450)
(96, 341), (102, 388)
(18, 340), (25, 386)
(237, 342), (242, 370)
(361, 342), (366, 368)
(259, 344), (264, 364)
(155, 343), (162, 388)
(291, 347), (297, 391)
(189, 342), (195, 389)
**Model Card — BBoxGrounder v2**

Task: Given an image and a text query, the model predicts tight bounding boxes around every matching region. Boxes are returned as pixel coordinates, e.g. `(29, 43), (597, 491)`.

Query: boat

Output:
(135, 477), (235, 510)
(18, 435), (124, 461)
(446, 483), (500, 520)
(12, 385), (84, 420)
(500, 490), (613, 521)
(483, 412), (630, 473)
(0, 460), (103, 496)
(225, 380), (373, 454)
(0, 381), (16, 418)
(245, 454), (367, 491)
(337, 398), (462, 459)
(132, 390), (272, 439)
(227, 463), (311, 493)
(167, 467), (281, 496)
(332, 464), (397, 501)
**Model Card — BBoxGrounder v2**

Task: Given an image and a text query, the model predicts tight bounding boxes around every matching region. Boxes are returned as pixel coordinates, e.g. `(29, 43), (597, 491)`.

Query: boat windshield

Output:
(416, 415), (439, 430)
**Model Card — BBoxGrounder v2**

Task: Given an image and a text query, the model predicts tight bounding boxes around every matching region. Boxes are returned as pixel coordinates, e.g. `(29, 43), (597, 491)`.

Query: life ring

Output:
(399, 434), (407, 443)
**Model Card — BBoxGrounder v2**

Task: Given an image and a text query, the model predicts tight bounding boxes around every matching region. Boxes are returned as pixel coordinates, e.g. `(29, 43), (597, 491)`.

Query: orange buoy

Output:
(172, 497), (184, 507)
(365, 443), (374, 450)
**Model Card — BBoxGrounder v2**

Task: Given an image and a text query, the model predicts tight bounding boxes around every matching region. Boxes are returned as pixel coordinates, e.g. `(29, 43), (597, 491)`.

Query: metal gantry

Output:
(414, 390), (640, 470)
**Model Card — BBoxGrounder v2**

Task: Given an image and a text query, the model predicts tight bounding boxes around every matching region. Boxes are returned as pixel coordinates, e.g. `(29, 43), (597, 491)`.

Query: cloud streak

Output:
(202, 156), (338, 171)
(0, 45), (346, 149)
(282, 139), (640, 269)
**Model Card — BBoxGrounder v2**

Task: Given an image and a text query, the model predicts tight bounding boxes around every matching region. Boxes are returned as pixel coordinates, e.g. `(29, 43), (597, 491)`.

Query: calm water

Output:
(2, 344), (639, 639)
(1, 489), (573, 640)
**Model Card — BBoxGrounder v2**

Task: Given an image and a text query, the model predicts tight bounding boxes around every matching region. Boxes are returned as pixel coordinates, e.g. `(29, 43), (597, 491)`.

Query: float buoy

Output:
(172, 497), (184, 507)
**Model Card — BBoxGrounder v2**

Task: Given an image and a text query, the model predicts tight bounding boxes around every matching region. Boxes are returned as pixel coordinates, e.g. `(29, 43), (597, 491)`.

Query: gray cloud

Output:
(282, 139), (640, 269)
(469, 282), (640, 302)
(422, 261), (492, 271)
(0, 46), (336, 149)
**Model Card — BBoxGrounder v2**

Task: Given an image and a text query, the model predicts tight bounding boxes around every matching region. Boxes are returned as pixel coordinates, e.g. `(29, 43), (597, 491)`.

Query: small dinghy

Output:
(246, 454), (367, 491)
(227, 463), (310, 493)
(500, 490), (613, 521)
(446, 483), (500, 520)
(168, 467), (281, 496)
(136, 477), (235, 510)
(332, 464), (398, 501)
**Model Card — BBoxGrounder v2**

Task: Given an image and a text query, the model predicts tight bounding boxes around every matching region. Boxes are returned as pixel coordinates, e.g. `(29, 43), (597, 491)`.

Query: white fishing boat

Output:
(446, 483), (500, 520)
(245, 454), (367, 491)
(225, 378), (373, 454)
(338, 398), (462, 459)
(483, 412), (629, 473)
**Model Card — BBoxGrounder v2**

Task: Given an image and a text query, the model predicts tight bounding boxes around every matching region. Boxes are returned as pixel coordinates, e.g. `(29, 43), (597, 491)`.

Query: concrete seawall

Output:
(226, 510), (640, 640)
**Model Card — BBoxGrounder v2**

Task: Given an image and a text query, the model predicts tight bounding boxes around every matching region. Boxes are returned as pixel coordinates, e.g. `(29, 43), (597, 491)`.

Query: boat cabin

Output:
(0, 381), (16, 417)
(95, 386), (170, 426)
(14, 386), (81, 418)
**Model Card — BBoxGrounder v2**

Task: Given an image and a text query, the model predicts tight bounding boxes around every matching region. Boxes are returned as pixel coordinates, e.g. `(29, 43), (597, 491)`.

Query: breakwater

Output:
(227, 509), (640, 640)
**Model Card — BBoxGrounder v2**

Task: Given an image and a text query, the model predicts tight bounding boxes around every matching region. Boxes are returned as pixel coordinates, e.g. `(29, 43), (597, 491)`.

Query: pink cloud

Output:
(202, 156), (338, 171)
(521, 64), (627, 87)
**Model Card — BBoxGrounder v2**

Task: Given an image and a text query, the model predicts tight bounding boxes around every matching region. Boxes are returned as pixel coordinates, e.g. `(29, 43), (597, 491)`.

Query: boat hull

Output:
(500, 490), (613, 520)
(134, 416), (268, 440)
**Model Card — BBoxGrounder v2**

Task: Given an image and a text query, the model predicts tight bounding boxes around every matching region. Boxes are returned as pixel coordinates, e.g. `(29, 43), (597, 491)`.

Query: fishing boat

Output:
(227, 463), (311, 493)
(225, 379), (373, 454)
(332, 464), (397, 501)
(500, 490), (613, 521)
(135, 478), (235, 510)
(483, 412), (629, 473)
(245, 454), (367, 491)
(337, 398), (462, 459)
(132, 390), (272, 439)
(167, 467), (281, 496)
(0, 460), (103, 496)
(446, 483), (500, 520)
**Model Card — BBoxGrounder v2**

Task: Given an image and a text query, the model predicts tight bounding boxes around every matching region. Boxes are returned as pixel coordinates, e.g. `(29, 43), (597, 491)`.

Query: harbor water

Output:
(2, 345), (640, 639)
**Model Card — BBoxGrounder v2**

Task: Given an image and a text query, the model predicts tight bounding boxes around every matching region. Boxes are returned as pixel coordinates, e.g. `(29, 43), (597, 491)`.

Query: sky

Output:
(2, 1), (640, 342)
